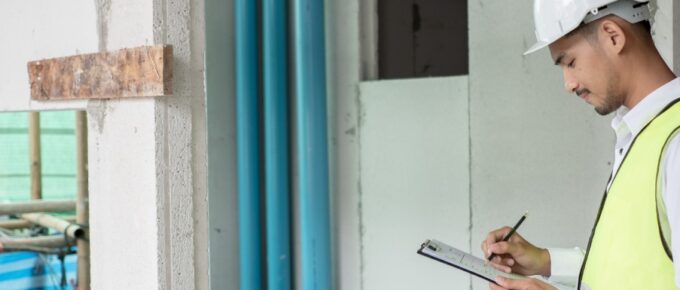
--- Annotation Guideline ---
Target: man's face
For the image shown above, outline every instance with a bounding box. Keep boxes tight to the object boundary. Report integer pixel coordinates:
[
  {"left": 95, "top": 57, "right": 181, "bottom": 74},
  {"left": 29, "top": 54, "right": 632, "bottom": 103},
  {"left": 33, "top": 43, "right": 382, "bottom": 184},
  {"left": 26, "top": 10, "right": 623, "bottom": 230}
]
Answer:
[{"left": 548, "top": 30, "right": 624, "bottom": 115}]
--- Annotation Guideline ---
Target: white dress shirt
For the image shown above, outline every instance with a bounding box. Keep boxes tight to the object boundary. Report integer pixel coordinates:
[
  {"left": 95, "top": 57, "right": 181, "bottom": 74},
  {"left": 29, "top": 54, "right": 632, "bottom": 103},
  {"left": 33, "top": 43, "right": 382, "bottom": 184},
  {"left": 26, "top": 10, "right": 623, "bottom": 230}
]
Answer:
[{"left": 547, "top": 77, "right": 680, "bottom": 289}]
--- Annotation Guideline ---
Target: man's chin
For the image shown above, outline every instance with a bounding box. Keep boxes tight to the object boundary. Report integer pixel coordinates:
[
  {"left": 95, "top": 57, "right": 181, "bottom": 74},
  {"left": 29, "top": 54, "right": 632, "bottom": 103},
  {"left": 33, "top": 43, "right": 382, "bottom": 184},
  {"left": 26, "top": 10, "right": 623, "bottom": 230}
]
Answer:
[
  {"left": 594, "top": 105, "right": 616, "bottom": 116},
  {"left": 595, "top": 108, "right": 610, "bottom": 116}
]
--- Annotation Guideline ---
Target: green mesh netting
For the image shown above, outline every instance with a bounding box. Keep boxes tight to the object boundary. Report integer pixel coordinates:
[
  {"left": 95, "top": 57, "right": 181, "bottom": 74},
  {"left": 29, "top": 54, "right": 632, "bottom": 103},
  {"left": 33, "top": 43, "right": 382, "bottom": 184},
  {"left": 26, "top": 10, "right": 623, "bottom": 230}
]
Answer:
[{"left": 0, "top": 112, "right": 76, "bottom": 202}]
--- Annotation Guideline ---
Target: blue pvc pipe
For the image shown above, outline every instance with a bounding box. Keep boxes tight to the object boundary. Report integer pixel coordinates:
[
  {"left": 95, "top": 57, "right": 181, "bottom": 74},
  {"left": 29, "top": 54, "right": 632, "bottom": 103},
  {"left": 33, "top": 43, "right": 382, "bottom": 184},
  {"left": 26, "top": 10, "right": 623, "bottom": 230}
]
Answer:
[
  {"left": 263, "top": 0, "right": 292, "bottom": 289},
  {"left": 236, "top": 0, "right": 262, "bottom": 289},
  {"left": 293, "top": 0, "right": 332, "bottom": 289}
]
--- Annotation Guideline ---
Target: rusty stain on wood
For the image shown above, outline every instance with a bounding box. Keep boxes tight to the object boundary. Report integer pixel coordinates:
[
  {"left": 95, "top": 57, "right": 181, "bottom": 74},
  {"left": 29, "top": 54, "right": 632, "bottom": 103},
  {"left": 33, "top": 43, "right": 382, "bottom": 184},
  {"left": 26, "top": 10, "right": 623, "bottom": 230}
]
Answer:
[{"left": 27, "top": 45, "right": 173, "bottom": 100}]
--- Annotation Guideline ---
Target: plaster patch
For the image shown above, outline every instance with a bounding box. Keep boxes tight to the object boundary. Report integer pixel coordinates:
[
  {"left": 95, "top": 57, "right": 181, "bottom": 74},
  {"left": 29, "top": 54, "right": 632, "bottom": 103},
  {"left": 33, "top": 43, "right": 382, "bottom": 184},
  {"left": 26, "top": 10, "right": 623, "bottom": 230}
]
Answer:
[
  {"left": 95, "top": 0, "right": 111, "bottom": 51},
  {"left": 87, "top": 100, "right": 105, "bottom": 134}
]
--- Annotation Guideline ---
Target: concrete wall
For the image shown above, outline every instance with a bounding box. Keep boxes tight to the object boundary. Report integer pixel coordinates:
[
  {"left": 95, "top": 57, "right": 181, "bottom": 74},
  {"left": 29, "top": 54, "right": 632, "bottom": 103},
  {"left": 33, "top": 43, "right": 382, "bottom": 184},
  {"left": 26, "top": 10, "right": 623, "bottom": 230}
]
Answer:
[
  {"left": 0, "top": 1, "right": 210, "bottom": 289},
  {"left": 359, "top": 77, "right": 470, "bottom": 289},
  {"left": 654, "top": 0, "right": 680, "bottom": 73},
  {"left": 0, "top": 0, "right": 94, "bottom": 112},
  {"left": 654, "top": 0, "right": 675, "bottom": 68}
]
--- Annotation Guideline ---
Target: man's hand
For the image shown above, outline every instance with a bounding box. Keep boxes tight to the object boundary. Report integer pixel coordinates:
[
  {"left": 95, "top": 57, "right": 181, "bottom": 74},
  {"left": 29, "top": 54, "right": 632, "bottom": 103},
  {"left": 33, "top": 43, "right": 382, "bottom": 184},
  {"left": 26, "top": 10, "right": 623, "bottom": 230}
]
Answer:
[
  {"left": 490, "top": 276, "right": 557, "bottom": 290},
  {"left": 481, "top": 227, "right": 551, "bottom": 276}
]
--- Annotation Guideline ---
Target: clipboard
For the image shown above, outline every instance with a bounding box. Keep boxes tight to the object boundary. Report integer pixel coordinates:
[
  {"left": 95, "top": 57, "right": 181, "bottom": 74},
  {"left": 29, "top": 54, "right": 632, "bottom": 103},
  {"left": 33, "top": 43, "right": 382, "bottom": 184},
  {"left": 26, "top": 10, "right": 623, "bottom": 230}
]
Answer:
[{"left": 417, "top": 239, "right": 569, "bottom": 289}]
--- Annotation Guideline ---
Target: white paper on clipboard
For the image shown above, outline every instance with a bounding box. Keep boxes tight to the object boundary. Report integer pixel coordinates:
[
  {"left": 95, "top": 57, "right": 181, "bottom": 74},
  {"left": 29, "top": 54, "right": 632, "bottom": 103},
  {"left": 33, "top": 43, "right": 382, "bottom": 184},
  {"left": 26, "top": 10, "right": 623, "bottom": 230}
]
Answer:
[{"left": 417, "top": 239, "right": 571, "bottom": 289}]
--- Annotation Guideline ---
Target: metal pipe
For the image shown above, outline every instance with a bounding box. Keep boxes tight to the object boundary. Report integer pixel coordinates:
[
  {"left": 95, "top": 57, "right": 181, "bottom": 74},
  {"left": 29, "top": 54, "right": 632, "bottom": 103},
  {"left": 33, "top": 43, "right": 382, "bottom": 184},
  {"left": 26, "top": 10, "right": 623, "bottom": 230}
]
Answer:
[
  {"left": 28, "top": 112, "right": 42, "bottom": 200},
  {"left": 293, "top": 0, "right": 332, "bottom": 288},
  {"left": 20, "top": 213, "right": 84, "bottom": 240},
  {"left": 264, "top": 0, "right": 292, "bottom": 289},
  {"left": 236, "top": 0, "right": 263, "bottom": 288},
  {"left": 0, "top": 200, "right": 75, "bottom": 215},
  {"left": 0, "top": 236, "right": 69, "bottom": 251},
  {"left": 76, "top": 110, "right": 90, "bottom": 289},
  {"left": 0, "top": 216, "right": 75, "bottom": 230}
]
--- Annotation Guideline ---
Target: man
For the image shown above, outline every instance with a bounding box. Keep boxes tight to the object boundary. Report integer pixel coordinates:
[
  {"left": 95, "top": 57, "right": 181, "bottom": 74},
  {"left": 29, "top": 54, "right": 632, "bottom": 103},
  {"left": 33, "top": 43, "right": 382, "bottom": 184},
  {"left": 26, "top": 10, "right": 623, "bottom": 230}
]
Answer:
[{"left": 481, "top": 0, "right": 680, "bottom": 289}]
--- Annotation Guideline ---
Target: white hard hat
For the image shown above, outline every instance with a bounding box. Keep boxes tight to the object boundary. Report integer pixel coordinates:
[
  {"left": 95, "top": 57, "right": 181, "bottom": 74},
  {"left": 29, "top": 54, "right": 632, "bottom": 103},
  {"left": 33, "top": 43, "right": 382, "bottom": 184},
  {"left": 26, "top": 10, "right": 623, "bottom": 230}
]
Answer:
[{"left": 525, "top": 0, "right": 651, "bottom": 55}]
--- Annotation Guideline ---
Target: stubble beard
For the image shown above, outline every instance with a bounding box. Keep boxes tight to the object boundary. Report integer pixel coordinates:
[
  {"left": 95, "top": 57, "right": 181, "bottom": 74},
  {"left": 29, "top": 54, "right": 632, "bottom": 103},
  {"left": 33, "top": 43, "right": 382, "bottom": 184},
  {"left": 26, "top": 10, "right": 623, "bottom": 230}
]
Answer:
[{"left": 594, "top": 71, "right": 624, "bottom": 116}]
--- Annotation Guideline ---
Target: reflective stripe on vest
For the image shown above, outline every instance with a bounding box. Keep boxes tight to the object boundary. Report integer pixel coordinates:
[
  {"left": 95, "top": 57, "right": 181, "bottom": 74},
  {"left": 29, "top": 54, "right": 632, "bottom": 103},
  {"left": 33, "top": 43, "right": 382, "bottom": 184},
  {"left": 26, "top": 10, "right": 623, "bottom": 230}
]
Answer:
[{"left": 579, "top": 99, "right": 680, "bottom": 290}]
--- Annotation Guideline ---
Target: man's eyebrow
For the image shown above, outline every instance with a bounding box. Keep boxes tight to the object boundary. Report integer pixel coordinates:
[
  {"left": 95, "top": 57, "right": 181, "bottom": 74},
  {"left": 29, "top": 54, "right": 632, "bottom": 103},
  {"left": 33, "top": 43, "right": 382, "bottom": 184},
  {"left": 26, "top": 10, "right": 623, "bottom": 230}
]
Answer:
[{"left": 554, "top": 53, "right": 566, "bottom": 66}]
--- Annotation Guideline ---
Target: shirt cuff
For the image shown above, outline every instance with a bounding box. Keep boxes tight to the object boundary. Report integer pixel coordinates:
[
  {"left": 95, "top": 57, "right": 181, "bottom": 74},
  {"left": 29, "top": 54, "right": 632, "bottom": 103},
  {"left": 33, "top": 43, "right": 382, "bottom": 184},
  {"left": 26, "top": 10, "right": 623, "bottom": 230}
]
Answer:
[{"left": 545, "top": 247, "right": 585, "bottom": 287}]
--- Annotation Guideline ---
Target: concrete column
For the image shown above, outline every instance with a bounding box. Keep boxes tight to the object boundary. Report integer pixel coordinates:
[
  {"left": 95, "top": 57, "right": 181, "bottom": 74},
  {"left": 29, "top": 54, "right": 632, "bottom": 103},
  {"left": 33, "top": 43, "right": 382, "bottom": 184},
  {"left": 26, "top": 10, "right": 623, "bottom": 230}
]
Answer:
[
  {"left": 89, "top": 0, "right": 207, "bottom": 289},
  {"left": 327, "top": 0, "right": 363, "bottom": 289},
  {"left": 205, "top": 0, "right": 238, "bottom": 288}
]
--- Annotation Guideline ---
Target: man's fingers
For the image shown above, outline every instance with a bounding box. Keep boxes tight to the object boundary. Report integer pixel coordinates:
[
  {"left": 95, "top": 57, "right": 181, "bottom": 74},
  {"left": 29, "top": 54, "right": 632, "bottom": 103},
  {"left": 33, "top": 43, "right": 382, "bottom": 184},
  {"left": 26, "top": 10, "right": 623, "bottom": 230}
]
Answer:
[
  {"left": 488, "top": 262, "right": 512, "bottom": 273},
  {"left": 484, "top": 227, "right": 512, "bottom": 255},
  {"left": 496, "top": 277, "right": 548, "bottom": 290},
  {"left": 491, "top": 256, "right": 502, "bottom": 264},
  {"left": 483, "top": 238, "right": 494, "bottom": 256},
  {"left": 489, "top": 227, "right": 512, "bottom": 241},
  {"left": 489, "top": 282, "right": 508, "bottom": 290},
  {"left": 495, "top": 276, "right": 522, "bottom": 289},
  {"left": 489, "top": 241, "right": 519, "bottom": 256}
]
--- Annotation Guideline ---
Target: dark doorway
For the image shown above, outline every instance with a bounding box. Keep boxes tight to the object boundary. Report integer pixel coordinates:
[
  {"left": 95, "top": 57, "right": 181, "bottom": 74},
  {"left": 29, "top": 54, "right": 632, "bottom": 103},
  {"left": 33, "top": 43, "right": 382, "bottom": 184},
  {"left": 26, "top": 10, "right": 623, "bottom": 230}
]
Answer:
[{"left": 378, "top": 0, "right": 468, "bottom": 79}]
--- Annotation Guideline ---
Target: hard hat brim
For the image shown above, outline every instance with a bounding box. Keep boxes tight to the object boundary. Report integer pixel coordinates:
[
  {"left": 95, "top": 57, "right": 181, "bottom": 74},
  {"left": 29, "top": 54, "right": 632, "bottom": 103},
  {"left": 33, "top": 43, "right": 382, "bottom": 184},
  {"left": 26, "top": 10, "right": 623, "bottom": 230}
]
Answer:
[{"left": 524, "top": 40, "right": 550, "bottom": 56}]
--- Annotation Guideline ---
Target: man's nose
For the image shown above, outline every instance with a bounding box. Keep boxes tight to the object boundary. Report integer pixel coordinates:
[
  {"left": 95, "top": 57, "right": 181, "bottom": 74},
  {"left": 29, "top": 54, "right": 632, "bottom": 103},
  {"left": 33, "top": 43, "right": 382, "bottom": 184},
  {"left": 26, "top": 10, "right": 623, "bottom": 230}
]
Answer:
[{"left": 563, "top": 71, "right": 578, "bottom": 93}]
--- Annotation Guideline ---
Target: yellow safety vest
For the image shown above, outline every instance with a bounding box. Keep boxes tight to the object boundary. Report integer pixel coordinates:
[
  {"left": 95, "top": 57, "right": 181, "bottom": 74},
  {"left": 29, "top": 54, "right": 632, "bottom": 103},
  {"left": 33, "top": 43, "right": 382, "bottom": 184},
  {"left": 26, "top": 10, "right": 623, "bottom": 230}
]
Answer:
[{"left": 579, "top": 99, "right": 680, "bottom": 290}]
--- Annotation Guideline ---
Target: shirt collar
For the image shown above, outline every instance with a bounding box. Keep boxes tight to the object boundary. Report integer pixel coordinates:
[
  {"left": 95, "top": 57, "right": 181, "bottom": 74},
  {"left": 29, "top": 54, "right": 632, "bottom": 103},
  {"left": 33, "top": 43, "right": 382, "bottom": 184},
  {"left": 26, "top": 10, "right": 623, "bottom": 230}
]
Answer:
[{"left": 611, "top": 77, "right": 680, "bottom": 138}]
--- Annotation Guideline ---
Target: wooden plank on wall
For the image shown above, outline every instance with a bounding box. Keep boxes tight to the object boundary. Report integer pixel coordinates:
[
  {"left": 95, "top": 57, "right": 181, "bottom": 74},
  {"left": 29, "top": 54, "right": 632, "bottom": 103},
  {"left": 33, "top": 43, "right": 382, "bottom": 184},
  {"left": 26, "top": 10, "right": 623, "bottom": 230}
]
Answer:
[{"left": 27, "top": 45, "right": 173, "bottom": 100}]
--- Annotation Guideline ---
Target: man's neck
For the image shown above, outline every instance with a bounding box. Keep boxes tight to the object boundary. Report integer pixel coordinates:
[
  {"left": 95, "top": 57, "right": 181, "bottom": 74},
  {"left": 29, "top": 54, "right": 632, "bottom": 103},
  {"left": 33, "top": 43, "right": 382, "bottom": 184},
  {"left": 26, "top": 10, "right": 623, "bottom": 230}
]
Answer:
[{"left": 622, "top": 50, "right": 676, "bottom": 110}]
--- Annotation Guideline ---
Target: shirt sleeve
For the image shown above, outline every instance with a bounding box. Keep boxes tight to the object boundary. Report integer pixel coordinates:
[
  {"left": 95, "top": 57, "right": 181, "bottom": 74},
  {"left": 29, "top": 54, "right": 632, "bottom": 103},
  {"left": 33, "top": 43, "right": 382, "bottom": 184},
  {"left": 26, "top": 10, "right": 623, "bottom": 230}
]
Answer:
[
  {"left": 661, "top": 133, "right": 680, "bottom": 288},
  {"left": 545, "top": 247, "right": 585, "bottom": 288}
]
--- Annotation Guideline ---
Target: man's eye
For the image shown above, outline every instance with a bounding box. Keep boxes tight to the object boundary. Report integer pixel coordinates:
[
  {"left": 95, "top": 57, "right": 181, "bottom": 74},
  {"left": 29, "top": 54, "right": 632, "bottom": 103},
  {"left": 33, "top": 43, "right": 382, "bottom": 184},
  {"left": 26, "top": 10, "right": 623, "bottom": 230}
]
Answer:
[{"left": 568, "top": 60, "right": 575, "bottom": 68}]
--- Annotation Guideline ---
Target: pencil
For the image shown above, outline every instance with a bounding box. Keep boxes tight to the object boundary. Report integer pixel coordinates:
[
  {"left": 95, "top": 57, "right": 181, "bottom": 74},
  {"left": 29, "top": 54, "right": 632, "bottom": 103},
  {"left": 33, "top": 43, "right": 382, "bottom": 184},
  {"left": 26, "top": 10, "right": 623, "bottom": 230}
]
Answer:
[{"left": 486, "top": 212, "right": 528, "bottom": 264}]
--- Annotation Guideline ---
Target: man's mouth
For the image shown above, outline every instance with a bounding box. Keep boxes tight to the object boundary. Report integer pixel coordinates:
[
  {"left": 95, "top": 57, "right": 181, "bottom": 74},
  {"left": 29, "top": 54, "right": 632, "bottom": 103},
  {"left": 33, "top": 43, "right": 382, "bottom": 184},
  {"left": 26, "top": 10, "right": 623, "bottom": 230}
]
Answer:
[{"left": 576, "top": 89, "right": 591, "bottom": 100}]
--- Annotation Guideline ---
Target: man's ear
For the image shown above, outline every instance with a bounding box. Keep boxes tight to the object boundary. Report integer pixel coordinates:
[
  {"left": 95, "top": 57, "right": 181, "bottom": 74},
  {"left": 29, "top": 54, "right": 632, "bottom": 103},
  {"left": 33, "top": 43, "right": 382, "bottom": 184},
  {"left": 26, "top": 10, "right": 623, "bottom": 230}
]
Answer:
[{"left": 599, "top": 20, "right": 626, "bottom": 54}]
